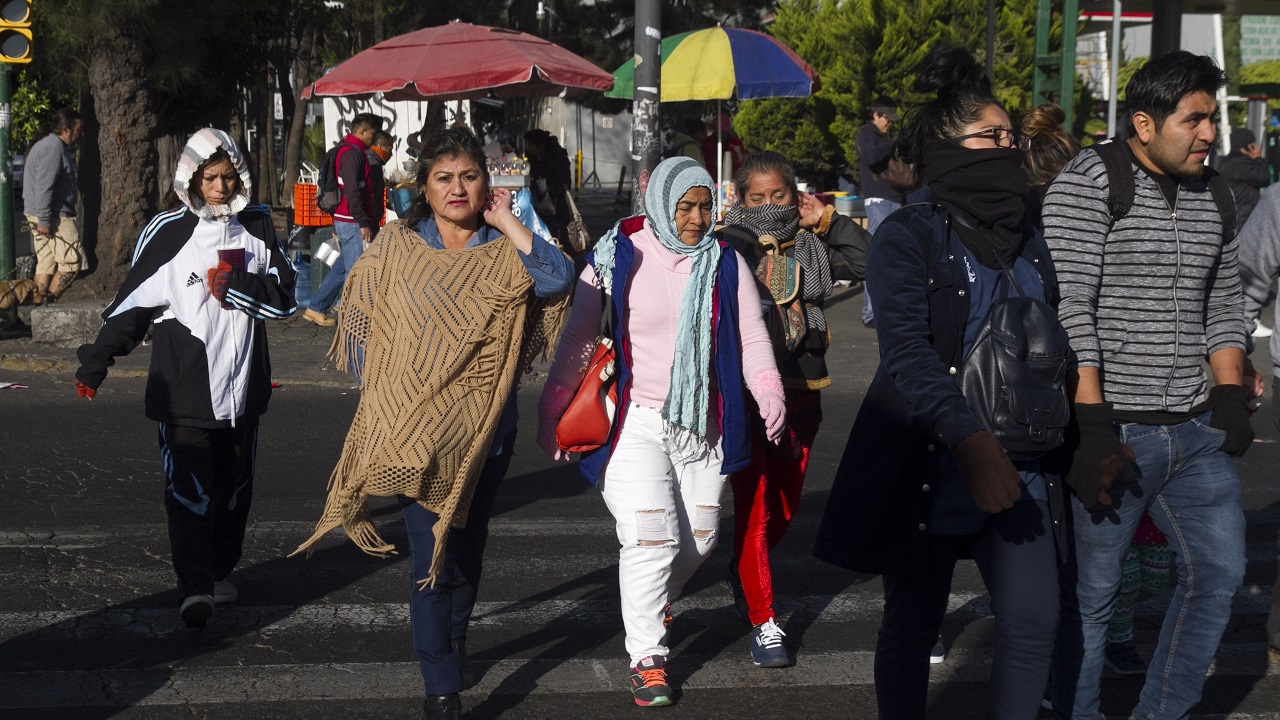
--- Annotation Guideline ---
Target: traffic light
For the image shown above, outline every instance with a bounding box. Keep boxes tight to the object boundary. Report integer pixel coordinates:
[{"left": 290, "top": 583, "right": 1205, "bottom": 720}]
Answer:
[{"left": 0, "top": 0, "right": 31, "bottom": 65}]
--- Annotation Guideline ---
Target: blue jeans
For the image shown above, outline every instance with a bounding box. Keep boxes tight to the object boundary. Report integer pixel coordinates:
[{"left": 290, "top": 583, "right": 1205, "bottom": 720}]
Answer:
[
  {"left": 862, "top": 199, "right": 901, "bottom": 325},
  {"left": 309, "top": 221, "right": 364, "bottom": 314},
  {"left": 402, "top": 432, "right": 514, "bottom": 696},
  {"left": 876, "top": 499, "right": 1059, "bottom": 720},
  {"left": 1053, "top": 412, "right": 1246, "bottom": 720}
]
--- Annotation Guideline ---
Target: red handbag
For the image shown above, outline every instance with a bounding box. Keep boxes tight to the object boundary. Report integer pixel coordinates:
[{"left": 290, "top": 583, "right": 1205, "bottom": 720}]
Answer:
[{"left": 556, "top": 291, "right": 620, "bottom": 452}]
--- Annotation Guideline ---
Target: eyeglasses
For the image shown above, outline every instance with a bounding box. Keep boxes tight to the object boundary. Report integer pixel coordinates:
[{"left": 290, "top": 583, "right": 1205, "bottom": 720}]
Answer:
[{"left": 949, "top": 127, "right": 1028, "bottom": 150}]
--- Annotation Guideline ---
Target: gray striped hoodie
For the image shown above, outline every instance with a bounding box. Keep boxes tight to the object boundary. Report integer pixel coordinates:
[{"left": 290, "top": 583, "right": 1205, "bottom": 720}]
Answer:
[{"left": 1042, "top": 146, "right": 1246, "bottom": 414}]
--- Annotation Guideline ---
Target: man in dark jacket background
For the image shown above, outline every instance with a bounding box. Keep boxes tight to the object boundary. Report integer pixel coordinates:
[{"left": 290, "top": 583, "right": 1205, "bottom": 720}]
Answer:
[
  {"left": 855, "top": 97, "right": 902, "bottom": 328},
  {"left": 305, "top": 112, "right": 383, "bottom": 326},
  {"left": 1219, "top": 127, "right": 1270, "bottom": 227}
]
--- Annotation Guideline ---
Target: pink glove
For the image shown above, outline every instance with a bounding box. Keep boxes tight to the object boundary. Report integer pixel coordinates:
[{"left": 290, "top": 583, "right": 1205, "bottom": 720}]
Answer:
[
  {"left": 747, "top": 368, "right": 787, "bottom": 443},
  {"left": 537, "top": 380, "right": 577, "bottom": 461},
  {"left": 757, "top": 392, "right": 786, "bottom": 443}
]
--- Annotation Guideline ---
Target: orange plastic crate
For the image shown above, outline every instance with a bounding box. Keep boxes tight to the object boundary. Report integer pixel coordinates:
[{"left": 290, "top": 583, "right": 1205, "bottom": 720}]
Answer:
[
  {"left": 293, "top": 183, "right": 390, "bottom": 227},
  {"left": 293, "top": 183, "right": 333, "bottom": 227}
]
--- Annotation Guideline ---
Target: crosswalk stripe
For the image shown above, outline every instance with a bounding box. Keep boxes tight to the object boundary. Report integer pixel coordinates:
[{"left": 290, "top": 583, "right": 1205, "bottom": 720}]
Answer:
[
  {"left": 2, "top": 645, "right": 1275, "bottom": 709},
  {"left": 2, "top": 588, "right": 1272, "bottom": 640}
]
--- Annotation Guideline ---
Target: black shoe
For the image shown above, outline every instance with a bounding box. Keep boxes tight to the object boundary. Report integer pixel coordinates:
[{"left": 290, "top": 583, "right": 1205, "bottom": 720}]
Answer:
[
  {"left": 863, "top": 319, "right": 876, "bottom": 329},
  {"left": 453, "top": 637, "right": 477, "bottom": 691},
  {"left": 424, "top": 693, "right": 461, "bottom": 720}
]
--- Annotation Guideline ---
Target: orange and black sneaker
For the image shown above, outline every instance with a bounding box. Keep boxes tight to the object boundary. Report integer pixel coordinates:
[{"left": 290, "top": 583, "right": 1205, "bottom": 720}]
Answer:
[{"left": 628, "top": 655, "right": 673, "bottom": 707}]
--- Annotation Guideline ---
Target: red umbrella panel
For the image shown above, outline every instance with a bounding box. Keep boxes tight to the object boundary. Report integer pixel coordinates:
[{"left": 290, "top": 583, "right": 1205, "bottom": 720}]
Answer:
[{"left": 303, "top": 22, "right": 614, "bottom": 101}]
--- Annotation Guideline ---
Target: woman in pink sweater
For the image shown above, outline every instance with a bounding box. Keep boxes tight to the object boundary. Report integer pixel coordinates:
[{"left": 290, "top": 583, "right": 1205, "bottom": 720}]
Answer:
[{"left": 538, "top": 157, "right": 785, "bottom": 707}]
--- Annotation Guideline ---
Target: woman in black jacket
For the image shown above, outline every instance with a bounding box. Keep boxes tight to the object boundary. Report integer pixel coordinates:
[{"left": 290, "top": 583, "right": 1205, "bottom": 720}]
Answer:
[{"left": 812, "top": 45, "right": 1064, "bottom": 719}]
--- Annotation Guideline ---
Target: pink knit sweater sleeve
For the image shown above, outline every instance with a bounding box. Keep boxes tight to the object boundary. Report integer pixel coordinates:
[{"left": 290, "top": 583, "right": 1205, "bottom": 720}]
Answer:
[{"left": 733, "top": 251, "right": 784, "bottom": 400}]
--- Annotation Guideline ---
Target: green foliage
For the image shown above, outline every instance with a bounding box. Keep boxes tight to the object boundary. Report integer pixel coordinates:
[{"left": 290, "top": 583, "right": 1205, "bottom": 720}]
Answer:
[
  {"left": 10, "top": 70, "right": 74, "bottom": 149},
  {"left": 735, "top": 0, "right": 1042, "bottom": 183}
]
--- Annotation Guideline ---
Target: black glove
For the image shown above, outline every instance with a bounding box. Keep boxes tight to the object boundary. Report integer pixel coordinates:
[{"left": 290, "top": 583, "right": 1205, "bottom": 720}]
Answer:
[
  {"left": 1209, "top": 384, "right": 1254, "bottom": 457},
  {"left": 1064, "top": 402, "right": 1136, "bottom": 510},
  {"left": 953, "top": 430, "right": 1023, "bottom": 514}
]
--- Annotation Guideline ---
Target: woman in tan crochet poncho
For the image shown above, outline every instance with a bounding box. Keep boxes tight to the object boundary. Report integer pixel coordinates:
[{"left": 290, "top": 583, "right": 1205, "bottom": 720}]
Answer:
[{"left": 294, "top": 127, "right": 573, "bottom": 720}]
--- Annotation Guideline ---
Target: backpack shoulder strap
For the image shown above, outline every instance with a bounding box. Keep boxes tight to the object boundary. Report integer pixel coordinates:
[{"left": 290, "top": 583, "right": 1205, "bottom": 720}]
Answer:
[
  {"left": 1089, "top": 140, "right": 1135, "bottom": 224},
  {"left": 1203, "top": 168, "right": 1238, "bottom": 240}
]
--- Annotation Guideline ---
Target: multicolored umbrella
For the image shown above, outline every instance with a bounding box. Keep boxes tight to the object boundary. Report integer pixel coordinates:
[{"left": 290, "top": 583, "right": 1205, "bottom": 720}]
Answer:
[
  {"left": 606, "top": 26, "right": 818, "bottom": 102},
  {"left": 304, "top": 21, "right": 614, "bottom": 102}
]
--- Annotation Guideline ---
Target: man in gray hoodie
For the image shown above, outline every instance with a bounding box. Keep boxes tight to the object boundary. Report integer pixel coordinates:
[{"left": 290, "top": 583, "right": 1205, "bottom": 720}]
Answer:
[
  {"left": 22, "top": 107, "right": 82, "bottom": 301},
  {"left": 1236, "top": 182, "right": 1280, "bottom": 668}
]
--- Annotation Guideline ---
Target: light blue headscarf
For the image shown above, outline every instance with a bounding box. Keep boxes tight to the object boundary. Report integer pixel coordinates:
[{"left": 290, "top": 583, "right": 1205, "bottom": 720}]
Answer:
[{"left": 593, "top": 157, "right": 722, "bottom": 449}]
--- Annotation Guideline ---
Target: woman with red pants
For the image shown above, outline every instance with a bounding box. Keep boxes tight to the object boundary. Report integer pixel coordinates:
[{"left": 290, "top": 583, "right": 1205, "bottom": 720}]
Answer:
[{"left": 719, "top": 151, "right": 869, "bottom": 667}]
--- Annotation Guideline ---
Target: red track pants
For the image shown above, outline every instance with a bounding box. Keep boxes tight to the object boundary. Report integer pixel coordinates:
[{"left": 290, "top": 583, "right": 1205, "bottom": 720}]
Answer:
[{"left": 729, "top": 438, "right": 812, "bottom": 626}]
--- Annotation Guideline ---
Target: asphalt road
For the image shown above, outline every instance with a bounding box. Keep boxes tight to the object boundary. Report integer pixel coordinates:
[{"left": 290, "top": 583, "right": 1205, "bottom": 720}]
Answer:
[{"left": 1, "top": 227, "right": 1278, "bottom": 718}]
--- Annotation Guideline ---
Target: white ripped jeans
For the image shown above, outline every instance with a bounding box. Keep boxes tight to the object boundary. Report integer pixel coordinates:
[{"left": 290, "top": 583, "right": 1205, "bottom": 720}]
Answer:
[{"left": 599, "top": 402, "right": 726, "bottom": 665}]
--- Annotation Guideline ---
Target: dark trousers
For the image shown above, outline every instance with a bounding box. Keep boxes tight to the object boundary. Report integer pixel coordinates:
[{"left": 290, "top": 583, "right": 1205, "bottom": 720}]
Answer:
[
  {"left": 403, "top": 433, "right": 513, "bottom": 696},
  {"left": 158, "top": 418, "right": 258, "bottom": 600},
  {"left": 876, "top": 499, "right": 1059, "bottom": 720}
]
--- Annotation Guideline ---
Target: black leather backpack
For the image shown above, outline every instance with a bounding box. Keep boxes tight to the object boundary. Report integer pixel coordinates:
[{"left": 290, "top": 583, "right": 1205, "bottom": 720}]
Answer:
[{"left": 954, "top": 217, "right": 1070, "bottom": 461}]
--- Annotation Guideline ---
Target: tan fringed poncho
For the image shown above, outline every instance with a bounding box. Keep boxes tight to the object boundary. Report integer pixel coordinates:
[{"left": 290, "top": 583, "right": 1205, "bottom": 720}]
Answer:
[{"left": 291, "top": 220, "right": 567, "bottom": 585}]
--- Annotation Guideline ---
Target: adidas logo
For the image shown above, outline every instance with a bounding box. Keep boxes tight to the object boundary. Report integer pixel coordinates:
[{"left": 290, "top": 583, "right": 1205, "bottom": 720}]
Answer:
[{"left": 186, "top": 272, "right": 202, "bottom": 287}]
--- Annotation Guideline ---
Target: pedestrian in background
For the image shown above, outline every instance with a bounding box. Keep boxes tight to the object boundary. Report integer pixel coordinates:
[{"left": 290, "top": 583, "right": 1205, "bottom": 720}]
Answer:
[
  {"left": 669, "top": 118, "right": 708, "bottom": 168},
  {"left": 1020, "top": 102, "right": 1081, "bottom": 227},
  {"left": 719, "top": 150, "right": 868, "bottom": 668},
  {"left": 703, "top": 114, "right": 746, "bottom": 180},
  {"left": 814, "top": 44, "right": 1063, "bottom": 720},
  {"left": 22, "top": 107, "right": 84, "bottom": 302},
  {"left": 537, "top": 156, "right": 785, "bottom": 707},
  {"left": 304, "top": 112, "right": 384, "bottom": 327},
  {"left": 74, "top": 128, "right": 297, "bottom": 629},
  {"left": 293, "top": 127, "right": 572, "bottom": 720},
  {"left": 1233, "top": 180, "right": 1280, "bottom": 669},
  {"left": 366, "top": 129, "right": 395, "bottom": 227},
  {"left": 856, "top": 96, "right": 904, "bottom": 329},
  {"left": 1045, "top": 51, "right": 1252, "bottom": 720},
  {"left": 525, "top": 128, "right": 574, "bottom": 249},
  {"left": 1219, "top": 127, "right": 1270, "bottom": 227}
]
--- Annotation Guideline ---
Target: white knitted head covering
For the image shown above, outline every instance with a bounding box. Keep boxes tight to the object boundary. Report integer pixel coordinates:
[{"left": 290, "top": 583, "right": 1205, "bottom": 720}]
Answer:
[{"left": 172, "top": 128, "right": 252, "bottom": 222}]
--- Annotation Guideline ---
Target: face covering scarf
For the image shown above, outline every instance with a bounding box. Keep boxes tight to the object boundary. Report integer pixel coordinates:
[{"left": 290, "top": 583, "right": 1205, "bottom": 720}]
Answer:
[{"left": 922, "top": 140, "right": 1028, "bottom": 269}]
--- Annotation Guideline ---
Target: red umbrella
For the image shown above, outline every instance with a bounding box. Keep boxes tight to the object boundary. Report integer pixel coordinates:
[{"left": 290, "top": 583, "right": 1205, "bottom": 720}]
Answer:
[{"left": 303, "top": 21, "right": 614, "bottom": 101}]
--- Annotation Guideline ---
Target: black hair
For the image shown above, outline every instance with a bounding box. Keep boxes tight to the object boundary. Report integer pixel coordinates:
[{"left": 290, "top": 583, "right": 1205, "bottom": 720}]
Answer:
[
  {"left": 1125, "top": 51, "right": 1227, "bottom": 135},
  {"left": 50, "top": 107, "right": 81, "bottom": 135},
  {"left": 403, "top": 126, "right": 488, "bottom": 227},
  {"left": 868, "top": 96, "right": 895, "bottom": 120},
  {"left": 351, "top": 113, "right": 384, "bottom": 134},
  {"left": 685, "top": 118, "right": 707, "bottom": 136},
  {"left": 735, "top": 151, "right": 797, "bottom": 199},
  {"left": 371, "top": 129, "right": 394, "bottom": 148},
  {"left": 896, "top": 44, "right": 1001, "bottom": 165}
]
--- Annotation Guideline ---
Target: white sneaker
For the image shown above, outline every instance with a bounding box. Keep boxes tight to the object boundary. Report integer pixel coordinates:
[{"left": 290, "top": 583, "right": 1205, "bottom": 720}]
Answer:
[
  {"left": 180, "top": 594, "right": 214, "bottom": 628},
  {"left": 929, "top": 635, "right": 946, "bottom": 664},
  {"left": 1253, "top": 322, "right": 1273, "bottom": 338},
  {"left": 213, "top": 579, "right": 238, "bottom": 603}
]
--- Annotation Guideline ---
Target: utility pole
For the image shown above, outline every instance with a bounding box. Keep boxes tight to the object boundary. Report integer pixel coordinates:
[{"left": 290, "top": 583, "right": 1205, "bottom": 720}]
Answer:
[
  {"left": 0, "top": 64, "right": 12, "bottom": 281},
  {"left": 0, "top": 0, "right": 33, "bottom": 281},
  {"left": 632, "top": 0, "right": 660, "bottom": 215}
]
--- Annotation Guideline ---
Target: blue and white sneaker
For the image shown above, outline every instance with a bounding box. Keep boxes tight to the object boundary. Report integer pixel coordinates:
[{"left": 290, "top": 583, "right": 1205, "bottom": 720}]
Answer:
[{"left": 749, "top": 618, "right": 790, "bottom": 668}]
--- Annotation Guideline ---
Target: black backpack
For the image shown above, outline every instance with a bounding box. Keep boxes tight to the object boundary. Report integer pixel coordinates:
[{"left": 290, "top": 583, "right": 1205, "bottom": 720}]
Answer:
[
  {"left": 953, "top": 215, "right": 1071, "bottom": 461},
  {"left": 316, "top": 141, "right": 361, "bottom": 214},
  {"left": 1089, "top": 139, "right": 1237, "bottom": 237}
]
